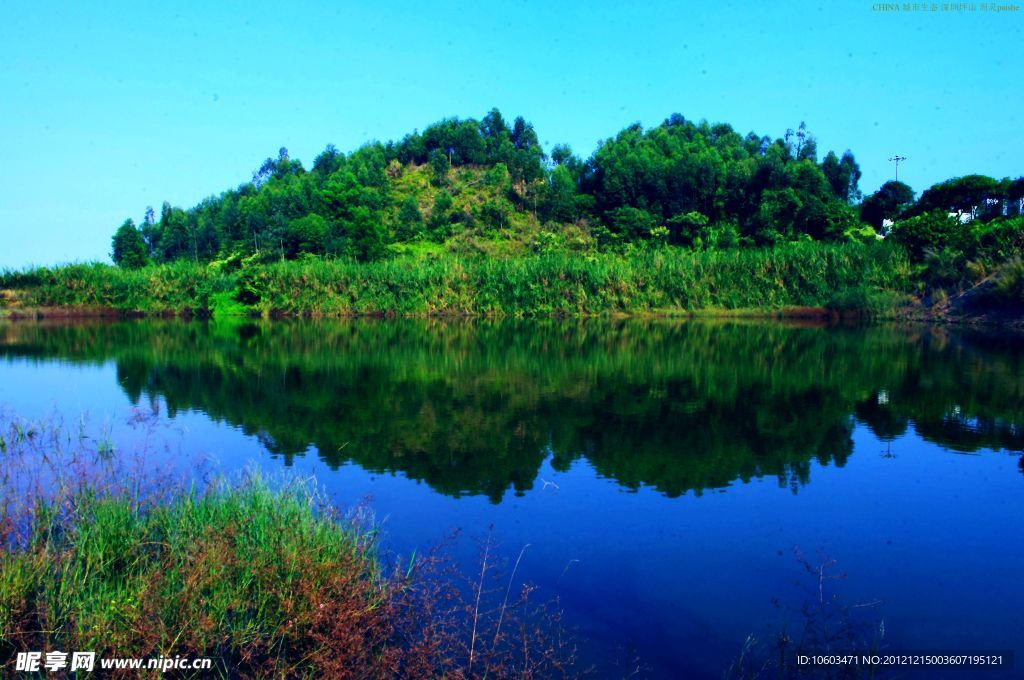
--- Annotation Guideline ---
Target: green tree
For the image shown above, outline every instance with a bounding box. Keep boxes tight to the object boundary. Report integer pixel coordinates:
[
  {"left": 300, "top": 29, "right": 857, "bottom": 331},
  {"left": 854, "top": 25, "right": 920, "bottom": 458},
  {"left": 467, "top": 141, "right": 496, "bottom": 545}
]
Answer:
[
  {"left": 666, "top": 211, "right": 709, "bottom": 245},
  {"left": 484, "top": 163, "right": 512, "bottom": 191},
  {"left": 545, "top": 165, "right": 578, "bottom": 223},
  {"left": 429, "top": 149, "right": 450, "bottom": 185},
  {"left": 312, "top": 144, "right": 344, "bottom": 175},
  {"left": 428, "top": 190, "right": 454, "bottom": 240},
  {"left": 822, "top": 150, "right": 862, "bottom": 203},
  {"left": 111, "top": 219, "right": 149, "bottom": 269},
  {"left": 607, "top": 206, "right": 658, "bottom": 240},
  {"left": 348, "top": 207, "right": 387, "bottom": 262},
  {"left": 508, "top": 116, "right": 545, "bottom": 185},
  {"left": 396, "top": 197, "right": 424, "bottom": 240},
  {"left": 158, "top": 202, "right": 192, "bottom": 261},
  {"left": 480, "top": 108, "right": 510, "bottom": 162},
  {"left": 550, "top": 144, "right": 583, "bottom": 180},
  {"left": 285, "top": 214, "right": 329, "bottom": 256},
  {"left": 756, "top": 188, "right": 803, "bottom": 242},
  {"left": 860, "top": 181, "right": 915, "bottom": 230},
  {"left": 890, "top": 211, "right": 962, "bottom": 260},
  {"left": 140, "top": 206, "right": 161, "bottom": 258},
  {"left": 479, "top": 199, "right": 511, "bottom": 231},
  {"left": 913, "top": 175, "right": 1002, "bottom": 220}
]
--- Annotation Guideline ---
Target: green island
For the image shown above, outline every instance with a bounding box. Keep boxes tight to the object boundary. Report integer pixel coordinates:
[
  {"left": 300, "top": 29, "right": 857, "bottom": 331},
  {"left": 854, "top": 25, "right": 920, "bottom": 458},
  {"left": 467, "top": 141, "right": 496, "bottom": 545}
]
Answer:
[{"left": 2, "top": 110, "right": 1021, "bottom": 322}]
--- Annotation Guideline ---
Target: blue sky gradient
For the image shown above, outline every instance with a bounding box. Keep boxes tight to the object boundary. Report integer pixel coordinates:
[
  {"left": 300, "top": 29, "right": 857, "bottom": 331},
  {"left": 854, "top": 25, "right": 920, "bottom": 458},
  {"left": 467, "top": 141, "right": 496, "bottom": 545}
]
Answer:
[{"left": 2, "top": 0, "right": 1021, "bottom": 267}]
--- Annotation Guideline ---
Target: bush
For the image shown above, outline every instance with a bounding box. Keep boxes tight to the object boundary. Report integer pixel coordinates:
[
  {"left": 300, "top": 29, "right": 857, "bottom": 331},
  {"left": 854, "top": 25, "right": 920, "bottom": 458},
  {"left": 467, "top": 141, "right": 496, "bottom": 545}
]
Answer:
[{"left": 890, "top": 211, "right": 961, "bottom": 261}]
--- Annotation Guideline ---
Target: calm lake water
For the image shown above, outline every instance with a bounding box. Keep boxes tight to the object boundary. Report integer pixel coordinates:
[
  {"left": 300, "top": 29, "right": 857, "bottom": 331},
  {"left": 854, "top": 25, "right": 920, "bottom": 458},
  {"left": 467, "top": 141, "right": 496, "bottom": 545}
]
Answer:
[{"left": 1, "top": 319, "right": 1022, "bottom": 678}]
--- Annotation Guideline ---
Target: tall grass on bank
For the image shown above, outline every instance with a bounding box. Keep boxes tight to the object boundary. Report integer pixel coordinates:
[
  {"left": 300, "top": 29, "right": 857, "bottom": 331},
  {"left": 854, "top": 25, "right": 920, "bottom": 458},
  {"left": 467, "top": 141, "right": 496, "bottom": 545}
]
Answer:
[
  {"left": 0, "top": 259, "right": 237, "bottom": 316},
  {"left": 0, "top": 414, "right": 578, "bottom": 678},
  {"left": 1, "top": 241, "right": 912, "bottom": 317}
]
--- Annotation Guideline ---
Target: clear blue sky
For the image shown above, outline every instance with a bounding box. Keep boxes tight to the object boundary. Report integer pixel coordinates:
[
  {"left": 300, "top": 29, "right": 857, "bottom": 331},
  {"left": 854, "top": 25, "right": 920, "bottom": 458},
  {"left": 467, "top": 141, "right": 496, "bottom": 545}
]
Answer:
[{"left": 1, "top": 0, "right": 1021, "bottom": 268}]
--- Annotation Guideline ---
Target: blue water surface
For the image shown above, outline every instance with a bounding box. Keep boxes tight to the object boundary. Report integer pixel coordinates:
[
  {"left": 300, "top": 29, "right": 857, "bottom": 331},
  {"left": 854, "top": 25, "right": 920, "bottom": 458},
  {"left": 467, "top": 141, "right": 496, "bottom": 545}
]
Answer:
[{"left": 1, "top": 319, "right": 1020, "bottom": 678}]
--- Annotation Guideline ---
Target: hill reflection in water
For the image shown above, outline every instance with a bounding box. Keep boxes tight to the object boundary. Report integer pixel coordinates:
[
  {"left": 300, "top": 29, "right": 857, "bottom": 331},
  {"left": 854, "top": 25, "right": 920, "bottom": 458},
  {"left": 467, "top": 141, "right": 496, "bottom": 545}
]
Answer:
[{"left": 2, "top": 318, "right": 1022, "bottom": 501}]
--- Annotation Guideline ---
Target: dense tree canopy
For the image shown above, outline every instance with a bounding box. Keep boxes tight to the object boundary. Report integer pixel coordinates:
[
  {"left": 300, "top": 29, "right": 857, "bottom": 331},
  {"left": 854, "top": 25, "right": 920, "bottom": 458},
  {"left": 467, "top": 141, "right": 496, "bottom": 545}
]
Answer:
[{"left": 110, "top": 109, "right": 1021, "bottom": 267}]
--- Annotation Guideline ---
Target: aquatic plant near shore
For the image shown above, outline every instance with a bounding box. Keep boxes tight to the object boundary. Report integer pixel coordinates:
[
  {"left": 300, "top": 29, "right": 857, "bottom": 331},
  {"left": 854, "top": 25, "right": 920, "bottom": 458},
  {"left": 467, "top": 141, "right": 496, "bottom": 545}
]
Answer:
[{"left": 0, "top": 413, "right": 579, "bottom": 678}]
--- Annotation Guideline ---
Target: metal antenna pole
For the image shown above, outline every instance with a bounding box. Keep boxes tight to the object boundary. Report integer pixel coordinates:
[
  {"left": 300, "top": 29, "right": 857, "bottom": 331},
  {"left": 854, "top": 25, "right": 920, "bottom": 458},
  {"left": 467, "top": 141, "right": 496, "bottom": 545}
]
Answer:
[{"left": 888, "top": 155, "right": 907, "bottom": 182}]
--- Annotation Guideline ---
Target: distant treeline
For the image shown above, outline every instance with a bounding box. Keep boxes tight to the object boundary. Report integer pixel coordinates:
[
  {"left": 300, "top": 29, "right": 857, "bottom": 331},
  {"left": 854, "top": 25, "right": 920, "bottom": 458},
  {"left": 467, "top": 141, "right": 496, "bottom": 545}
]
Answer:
[{"left": 105, "top": 108, "right": 1024, "bottom": 270}]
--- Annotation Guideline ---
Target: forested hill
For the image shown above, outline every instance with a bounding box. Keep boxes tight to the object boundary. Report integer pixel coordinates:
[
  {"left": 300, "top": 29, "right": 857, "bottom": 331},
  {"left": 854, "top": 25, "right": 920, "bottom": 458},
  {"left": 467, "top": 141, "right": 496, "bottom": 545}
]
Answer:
[
  {"left": 109, "top": 108, "right": 1023, "bottom": 270},
  {"left": 109, "top": 110, "right": 866, "bottom": 267}
]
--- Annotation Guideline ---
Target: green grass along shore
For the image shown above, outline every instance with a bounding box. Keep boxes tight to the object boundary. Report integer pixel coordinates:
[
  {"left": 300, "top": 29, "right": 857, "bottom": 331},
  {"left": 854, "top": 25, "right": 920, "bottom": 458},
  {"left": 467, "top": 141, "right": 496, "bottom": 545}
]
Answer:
[{"left": 1, "top": 241, "right": 913, "bottom": 319}]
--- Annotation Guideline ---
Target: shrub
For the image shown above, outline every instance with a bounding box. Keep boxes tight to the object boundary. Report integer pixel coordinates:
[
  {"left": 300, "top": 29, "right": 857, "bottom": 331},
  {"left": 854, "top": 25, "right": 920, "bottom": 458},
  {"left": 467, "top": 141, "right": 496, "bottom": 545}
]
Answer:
[
  {"left": 826, "top": 286, "right": 909, "bottom": 316},
  {"left": 890, "top": 211, "right": 961, "bottom": 261}
]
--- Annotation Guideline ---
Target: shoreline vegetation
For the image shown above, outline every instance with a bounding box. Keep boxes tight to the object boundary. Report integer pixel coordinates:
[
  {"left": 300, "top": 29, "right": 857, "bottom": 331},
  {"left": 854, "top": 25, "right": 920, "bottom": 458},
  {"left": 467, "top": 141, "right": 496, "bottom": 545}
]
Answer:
[
  {"left": 0, "top": 415, "right": 578, "bottom": 678},
  {"left": 2, "top": 242, "right": 915, "bottom": 320},
  {"left": 1, "top": 241, "right": 1020, "bottom": 326}
]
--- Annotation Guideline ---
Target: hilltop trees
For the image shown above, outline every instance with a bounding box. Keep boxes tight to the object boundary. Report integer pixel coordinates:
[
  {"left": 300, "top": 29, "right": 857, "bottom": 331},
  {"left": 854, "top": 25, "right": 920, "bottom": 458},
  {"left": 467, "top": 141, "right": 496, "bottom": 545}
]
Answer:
[
  {"left": 882, "top": 172, "right": 1024, "bottom": 304},
  {"left": 111, "top": 108, "right": 1021, "bottom": 270},
  {"left": 910, "top": 175, "right": 1006, "bottom": 220},
  {"left": 108, "top": 109, "right": 544, "bottom": 266},
  {"left": 822, "top": 150, "right": 863, "bottom": 203},
  {"left": 879, "top": 174, "right": 1024, "bottom": 261},
  {"left": 580, "top": 117, "right": 860, "bottom": 244}
]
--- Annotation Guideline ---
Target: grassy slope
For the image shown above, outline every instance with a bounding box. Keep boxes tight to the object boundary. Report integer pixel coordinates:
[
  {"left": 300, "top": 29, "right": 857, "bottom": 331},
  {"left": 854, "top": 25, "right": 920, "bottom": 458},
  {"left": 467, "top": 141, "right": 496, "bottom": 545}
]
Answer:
[{"left": 386, "top": 163, "right": 594, "bottom": 258}]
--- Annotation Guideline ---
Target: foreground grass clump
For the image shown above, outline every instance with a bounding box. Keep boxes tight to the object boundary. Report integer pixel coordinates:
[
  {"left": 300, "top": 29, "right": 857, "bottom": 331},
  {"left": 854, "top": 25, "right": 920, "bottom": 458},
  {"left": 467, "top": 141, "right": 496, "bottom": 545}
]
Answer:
[
  {"left": 1, "top": 241, "right": 912, "bottom": 317},
  {"left": 2, "top": 477, "right": 417, "bottom": 676},
  {"left": 0, "top": 415, "right": 577, "bottom": 678}
]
